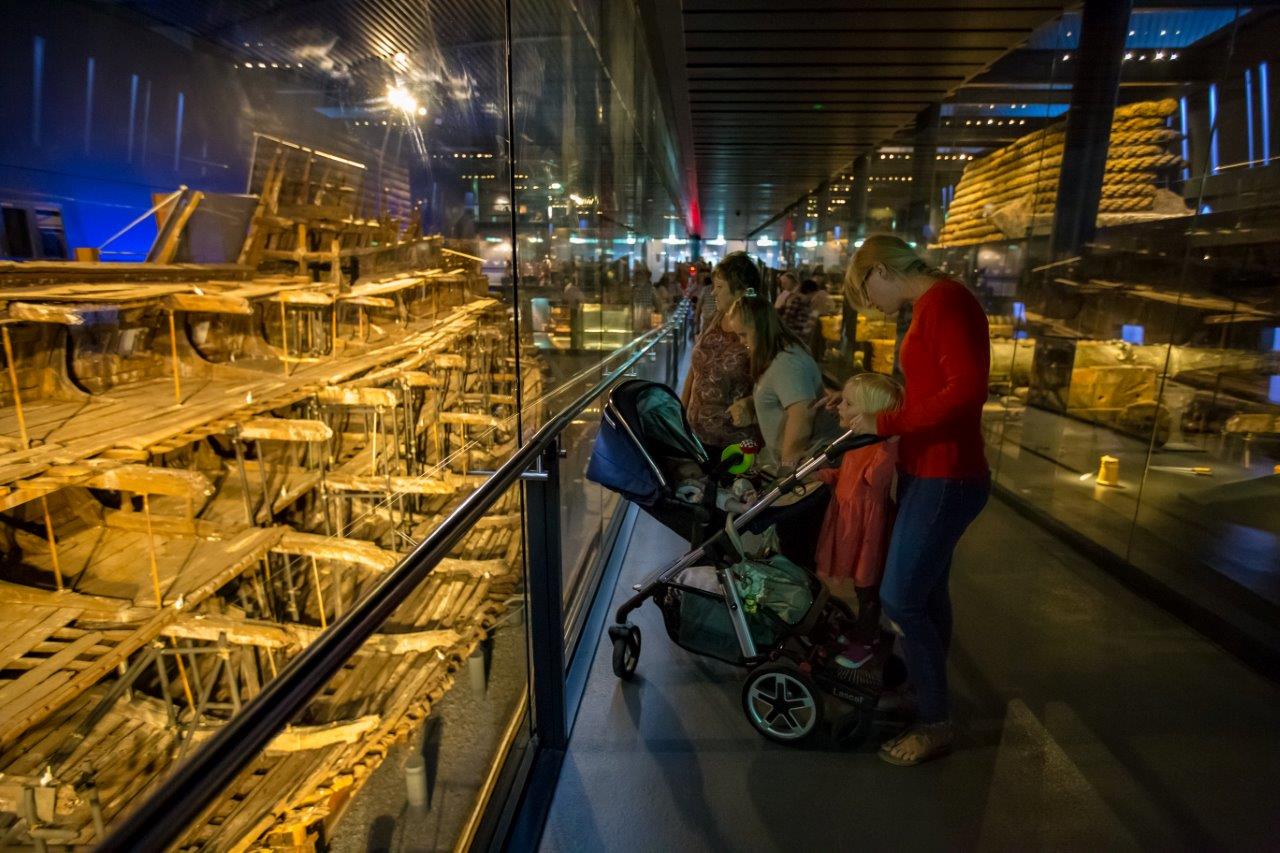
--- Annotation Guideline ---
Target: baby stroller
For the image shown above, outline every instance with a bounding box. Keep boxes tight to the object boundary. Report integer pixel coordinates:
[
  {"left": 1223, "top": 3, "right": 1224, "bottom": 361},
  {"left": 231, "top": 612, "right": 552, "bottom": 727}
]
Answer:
[{"left": 587, "top": 380, "right": 904, "bottom": 745}]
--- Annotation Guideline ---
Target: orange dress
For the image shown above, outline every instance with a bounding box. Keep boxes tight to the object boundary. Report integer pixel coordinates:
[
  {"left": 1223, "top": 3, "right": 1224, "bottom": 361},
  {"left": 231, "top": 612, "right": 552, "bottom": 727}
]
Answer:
[{"left": 813, "top": 442, "right": 897, "bottom": 588}]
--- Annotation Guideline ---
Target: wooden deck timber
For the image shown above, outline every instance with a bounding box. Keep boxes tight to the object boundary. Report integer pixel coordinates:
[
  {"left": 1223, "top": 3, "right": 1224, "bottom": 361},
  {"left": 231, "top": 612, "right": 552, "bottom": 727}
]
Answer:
[{"left": 0, "top": 259, "right": 541, "bottom": 850}]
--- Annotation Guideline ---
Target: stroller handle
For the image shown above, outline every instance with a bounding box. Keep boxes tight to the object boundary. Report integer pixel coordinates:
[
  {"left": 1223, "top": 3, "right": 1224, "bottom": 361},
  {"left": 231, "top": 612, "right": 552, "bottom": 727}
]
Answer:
[
  {"left": 624, "top": 429, "right": 886, "bottom": 606},
  {"left": 820, "top": 430, "right": 884, "bottom": 463}
]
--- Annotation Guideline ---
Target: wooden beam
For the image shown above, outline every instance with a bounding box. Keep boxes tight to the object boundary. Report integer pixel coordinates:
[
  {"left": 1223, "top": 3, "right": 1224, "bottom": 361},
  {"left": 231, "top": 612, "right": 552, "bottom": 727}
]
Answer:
[
  {"left": 274, "top": 530, "right": 400, "bottom": 571},
  {"left": 238, "top": 419, "right": 333, "bottom": 443},
  {"left": 164, "top": 292, "right": 254, "bottom": 315},
  {"left": 150, "top": 190, "right": 205, "bottom": 265},
  {"left": 163, "top": 614, "right": 297, "bottom": 649},
  {"left": 7, "top": 303, "right": 88, "bottom": 326},
  {"left": 264, "top": 716, "right": 380, "bottom": 753},
  {"left": 85, "top": 465, "right": 214, "bottom": 499},
  {"left": 315, "top": 386, "right": 398, "bottom": 408}
]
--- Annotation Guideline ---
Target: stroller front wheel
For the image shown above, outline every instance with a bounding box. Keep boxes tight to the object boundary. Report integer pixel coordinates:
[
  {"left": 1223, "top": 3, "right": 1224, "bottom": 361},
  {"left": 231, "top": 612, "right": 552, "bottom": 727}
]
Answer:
[
  {"left": 609, "top": 623, "right": 641, "bottom": 679},
  {"left": 742, "top": 661, "right": 822, "bottom": 744}
]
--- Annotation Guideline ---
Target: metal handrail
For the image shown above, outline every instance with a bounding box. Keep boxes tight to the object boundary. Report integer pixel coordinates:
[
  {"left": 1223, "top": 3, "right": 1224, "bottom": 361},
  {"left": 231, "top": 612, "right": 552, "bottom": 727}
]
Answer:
[{"left": 99, "top": 304, "right": 689, "bottom": 852}]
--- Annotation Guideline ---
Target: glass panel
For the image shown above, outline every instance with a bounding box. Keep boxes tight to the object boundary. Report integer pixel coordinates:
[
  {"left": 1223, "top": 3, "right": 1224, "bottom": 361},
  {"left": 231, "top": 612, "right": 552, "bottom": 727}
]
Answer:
[
  {"left": 0, "top": 0, "right": 539, "bottom": 848},
  {"left": 924, "top": 6, "right": 1279, "bottom": 650},
  {"left": 509, "top": 0, "right": 688, "bottom": 650}
]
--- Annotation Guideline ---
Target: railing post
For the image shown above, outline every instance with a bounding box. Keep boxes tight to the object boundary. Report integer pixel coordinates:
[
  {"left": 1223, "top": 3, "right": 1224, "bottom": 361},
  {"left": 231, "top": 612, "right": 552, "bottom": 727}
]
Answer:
[{"left": 523, "top": 437, "right": 567, "bottom": 751}]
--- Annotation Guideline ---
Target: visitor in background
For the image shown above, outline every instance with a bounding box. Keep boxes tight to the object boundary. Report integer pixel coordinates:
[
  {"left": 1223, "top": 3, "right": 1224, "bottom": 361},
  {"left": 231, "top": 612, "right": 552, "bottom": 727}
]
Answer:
[
  {"left": 779, "top": 278, "right": 815, "bottom": 341},
  {"left": 682, "top": 253, "right": 759, "bottom": 455},
  {"left": 774, "top": 271, "right": 799, "bottom": 310},
  {"left": 563, "top": 277, "right": 585, "bottom": 350},
  {"left": 836, "top": 234, "right": 990, "bottom": 767},
  {"left": 694, "top": 274, "right": 717, "bottom": 331},
  {"left": 652, "top": 275, "right": 672, "bottom": 317},
  {"left": 799, "top": 277, "right": 835, "bottom": 359}
]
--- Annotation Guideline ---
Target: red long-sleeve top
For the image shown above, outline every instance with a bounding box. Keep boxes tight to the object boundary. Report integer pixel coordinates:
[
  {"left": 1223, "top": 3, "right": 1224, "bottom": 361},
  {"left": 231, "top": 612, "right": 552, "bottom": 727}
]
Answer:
[{"left": 876, "top": 278, "right": 990, "bottom": 479}]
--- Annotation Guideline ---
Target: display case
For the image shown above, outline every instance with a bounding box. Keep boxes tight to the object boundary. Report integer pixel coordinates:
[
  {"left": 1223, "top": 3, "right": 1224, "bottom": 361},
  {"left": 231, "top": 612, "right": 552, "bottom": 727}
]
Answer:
[
  {"left": 792, "top": 5, "right": 1280, "bottom": 657},
  {"left": 0, "top": 0, "right": 685, "bottom": 848}
]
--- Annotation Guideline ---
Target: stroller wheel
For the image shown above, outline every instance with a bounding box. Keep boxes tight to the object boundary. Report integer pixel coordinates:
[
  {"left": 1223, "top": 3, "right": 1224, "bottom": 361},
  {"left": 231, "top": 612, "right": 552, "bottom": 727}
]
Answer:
[
  {"left": 741, "top": 662, "right": 822, "bottom": 744},
  {"left": 609, "top": 624, "right": 641, "bottom": 680}
]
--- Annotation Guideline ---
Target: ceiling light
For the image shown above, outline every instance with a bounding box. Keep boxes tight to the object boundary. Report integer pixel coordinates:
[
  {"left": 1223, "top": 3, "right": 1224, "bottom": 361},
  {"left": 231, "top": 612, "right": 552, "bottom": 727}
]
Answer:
[{"left": 386, "top": 85, "right": 418, "bottom": 114}]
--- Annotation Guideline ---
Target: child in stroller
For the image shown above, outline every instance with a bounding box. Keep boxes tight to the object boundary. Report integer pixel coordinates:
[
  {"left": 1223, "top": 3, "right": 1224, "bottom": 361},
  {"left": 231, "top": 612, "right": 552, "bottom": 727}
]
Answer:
[{"left": 587, "top": 379, "right": 905, "bottom": 745}]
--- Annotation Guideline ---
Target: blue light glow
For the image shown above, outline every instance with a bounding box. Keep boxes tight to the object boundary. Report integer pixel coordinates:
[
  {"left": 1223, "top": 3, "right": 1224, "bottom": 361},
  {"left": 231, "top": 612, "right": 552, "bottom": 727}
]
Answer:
[
  {"left": 1261, "top": 62, "right": 1271, "bottom": 165},
  {"left": 31, "top": 37, "right": 44, "bottom": 146},
  {"left": 127, "top": 75, "right": 138, "bottom": 163},
  {"left": 1268, "top": 327, "right": 1280, "bottom": 351},
  {"left": 1026, "top": 9, "right": 1246, "bottom": 50},
  {"left": 1122, "top": 324, "right": 1145, "bottom": 345},
  {"left": 1270, "top": 376, "right": 1280, "bottom": 405},
  {"left": 1209, "top": 84, "right": 1220, "bottom": 174},
  {"left": 84, "top": 57, "right": 95, "bottom": 155},
  {"left": 1015, "top": 330, "right": 1029, "bottom": 340},
  {"left": 173, "top": 92, "right": 184, "bottom": 171},
  {"left": 1012, "top": 301, "right": 1027, "bottom": 321},
  {"left": 1179, "top": 96, "right": 1190, "bottom": 180},
  {"left": 1246, "top": 69, "right": 1256, "bottom": 165}
]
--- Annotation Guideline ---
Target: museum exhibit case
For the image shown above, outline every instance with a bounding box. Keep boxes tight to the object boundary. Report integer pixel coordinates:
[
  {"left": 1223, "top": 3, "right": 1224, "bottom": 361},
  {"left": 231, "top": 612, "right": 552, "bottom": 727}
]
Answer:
[
  {"left": 792, "top": 4, "right": 1279, "bottom": 660},
  {"left": 0, "top": 0, "right": 686, "bottom": 848}
]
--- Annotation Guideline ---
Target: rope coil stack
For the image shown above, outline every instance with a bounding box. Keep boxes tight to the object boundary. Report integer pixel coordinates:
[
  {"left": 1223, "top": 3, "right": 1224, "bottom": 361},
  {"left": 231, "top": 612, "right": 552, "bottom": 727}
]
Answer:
[{"left": 935, "top": 100, "right": 1184, "bottom": 247}]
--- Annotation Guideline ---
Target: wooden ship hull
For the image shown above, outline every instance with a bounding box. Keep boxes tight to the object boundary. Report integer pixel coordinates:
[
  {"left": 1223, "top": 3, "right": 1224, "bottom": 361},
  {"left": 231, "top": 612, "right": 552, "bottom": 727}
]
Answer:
[{"left": 0, "top": 142, "right": 541, "bottom": 850}]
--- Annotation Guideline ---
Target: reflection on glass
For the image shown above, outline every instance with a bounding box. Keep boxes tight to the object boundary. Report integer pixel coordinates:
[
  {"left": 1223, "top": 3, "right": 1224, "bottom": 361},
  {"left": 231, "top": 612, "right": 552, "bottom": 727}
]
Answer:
[
  {"left": 0, "top": 0, "right": 640, "bottom": 847},
  {"left": 788, "top": 7, "right": 1279, "bottom": 648}
]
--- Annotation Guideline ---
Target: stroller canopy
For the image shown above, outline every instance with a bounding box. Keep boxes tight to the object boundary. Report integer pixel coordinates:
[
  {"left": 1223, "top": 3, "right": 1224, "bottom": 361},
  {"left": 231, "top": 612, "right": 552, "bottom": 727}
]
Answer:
[{"left": 587, "top": 380, "right": 707, "bottom": 506}]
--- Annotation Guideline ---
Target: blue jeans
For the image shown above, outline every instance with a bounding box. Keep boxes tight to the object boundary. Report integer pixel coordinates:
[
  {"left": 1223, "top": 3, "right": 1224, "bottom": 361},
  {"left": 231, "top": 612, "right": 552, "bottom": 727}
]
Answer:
[{"left": 880, "top": 473, "right": 990, "bottom": 724}]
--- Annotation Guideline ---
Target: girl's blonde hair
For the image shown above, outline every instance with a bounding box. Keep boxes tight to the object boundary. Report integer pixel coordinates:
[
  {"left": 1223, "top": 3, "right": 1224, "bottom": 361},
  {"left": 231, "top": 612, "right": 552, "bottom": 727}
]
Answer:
[
  {"left": 843, "top": 371, "right": 904, "bottom": 416},
  {"left": 844, "top": 234, "right": 939, "bottom": 307}
]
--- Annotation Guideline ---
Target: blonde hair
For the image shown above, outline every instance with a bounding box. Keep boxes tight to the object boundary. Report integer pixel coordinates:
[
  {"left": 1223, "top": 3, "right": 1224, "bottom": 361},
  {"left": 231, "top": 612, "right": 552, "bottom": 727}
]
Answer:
[
  {"left": 843, "top": 372, "right": 904, "bottom": 416},
  {"left": 844, "top": 234, "right": 939, "bottom": 307}
]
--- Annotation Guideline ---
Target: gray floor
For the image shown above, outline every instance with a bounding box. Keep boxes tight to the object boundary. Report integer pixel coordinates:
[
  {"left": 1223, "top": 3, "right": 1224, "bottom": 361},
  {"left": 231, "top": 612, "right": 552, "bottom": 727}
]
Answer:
[{"left": 540, "top": 499, "right": 1280, "bottom": 852}]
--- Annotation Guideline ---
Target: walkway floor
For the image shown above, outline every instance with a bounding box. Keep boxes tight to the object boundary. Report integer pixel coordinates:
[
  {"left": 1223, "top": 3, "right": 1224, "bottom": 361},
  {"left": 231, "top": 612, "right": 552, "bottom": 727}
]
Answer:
[{"left": 540, "top": 498, "right": 1280, "bottom": 851}]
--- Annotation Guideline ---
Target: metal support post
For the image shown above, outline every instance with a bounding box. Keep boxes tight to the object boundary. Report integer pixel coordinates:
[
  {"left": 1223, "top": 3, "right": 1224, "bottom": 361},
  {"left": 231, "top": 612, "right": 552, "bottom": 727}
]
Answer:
[
  {"left": 522, "top": 438, "right": 567, "bottom": 752},
  {"left": 1051, "top": 0, "right": 1132, "bottom": 258},
  {"left": 907, "top": 104, "right": 941, "bottom": 243}
]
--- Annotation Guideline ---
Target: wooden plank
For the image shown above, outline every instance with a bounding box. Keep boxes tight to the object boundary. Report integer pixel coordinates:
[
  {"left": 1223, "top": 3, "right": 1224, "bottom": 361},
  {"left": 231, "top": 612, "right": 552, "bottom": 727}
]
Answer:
[
  {"left": 0, "top": 632, "right": 104, "bottom": 713},
  {"left": 315, "top": 386, "right": 398, "bottom": 408},
  {"left": 0, "top": 582, "right": 136, "bottom": 619},
  {"left": 85, "top": 465, "right": 214, "bottom": 499},
  {"left": 271, "top": 291, "right": 334, "bottom": 307},
  {"left": 265, "top": 717, "right": 381, "bottom": 753},
  {"left": 7, "top": 302, "right": 89, "bottom": 326},
  {"left": 274, "top": 531, "right": 399, "bottom": 571},
  {"left": 165, "top": 292, "right": 254, "bottom": 315},
  {"left": 238, "top": 418, "right": 332, "bottom": 443},
  {"left": 163, "top": 614, "right": 296, "bottom": 649},
  {"left": 0, "top": 609, "right": 77, "bottom": 665}
]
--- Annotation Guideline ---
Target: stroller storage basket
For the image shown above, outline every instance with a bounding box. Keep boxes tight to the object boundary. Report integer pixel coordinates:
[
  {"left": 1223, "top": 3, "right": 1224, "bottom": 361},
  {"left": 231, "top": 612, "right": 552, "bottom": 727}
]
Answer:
[{"left": 658, "top": 556, "right": 819, "bottom": 665}]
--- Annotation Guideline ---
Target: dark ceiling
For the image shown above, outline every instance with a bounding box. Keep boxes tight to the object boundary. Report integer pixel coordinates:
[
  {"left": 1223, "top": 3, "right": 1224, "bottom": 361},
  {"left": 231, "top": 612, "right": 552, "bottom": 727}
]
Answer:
[{"left": 681, "top": 0, "right": 1067, "bottom": 239}]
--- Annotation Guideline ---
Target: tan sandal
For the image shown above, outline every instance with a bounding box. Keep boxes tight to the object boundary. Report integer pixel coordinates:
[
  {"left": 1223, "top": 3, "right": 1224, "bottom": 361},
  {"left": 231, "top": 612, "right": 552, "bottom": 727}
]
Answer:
[{"left": 878, "top": 723, "right": 954, "bottom": 766}]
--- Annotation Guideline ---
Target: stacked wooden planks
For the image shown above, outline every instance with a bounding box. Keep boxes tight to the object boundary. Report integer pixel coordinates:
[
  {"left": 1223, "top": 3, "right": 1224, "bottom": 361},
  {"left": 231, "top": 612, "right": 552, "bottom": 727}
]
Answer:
[{"left": 935, "top": 100, "right": 1185, "bottom": 248}]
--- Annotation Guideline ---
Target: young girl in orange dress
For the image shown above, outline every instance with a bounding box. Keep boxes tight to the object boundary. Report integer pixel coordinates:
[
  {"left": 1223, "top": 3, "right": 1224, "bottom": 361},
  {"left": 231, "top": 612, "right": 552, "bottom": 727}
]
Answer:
[{"left": 812, "top": 372, "right": 903, "bottom": 668}]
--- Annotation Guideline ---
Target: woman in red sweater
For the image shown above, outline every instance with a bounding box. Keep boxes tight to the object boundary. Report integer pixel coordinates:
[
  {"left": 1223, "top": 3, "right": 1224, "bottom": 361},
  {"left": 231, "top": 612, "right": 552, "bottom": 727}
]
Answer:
[{"left": 841, "top": 235, "right": 990, "bottom": 766}]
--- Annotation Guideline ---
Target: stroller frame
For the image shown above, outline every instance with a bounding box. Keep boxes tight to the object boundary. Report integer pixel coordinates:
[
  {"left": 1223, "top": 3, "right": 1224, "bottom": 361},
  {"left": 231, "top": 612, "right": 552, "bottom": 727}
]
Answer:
[
  {"left": 606, "top": 428, "right": 899, "bottom": 744},
  {"left": 614, "top": 429, "right": 873, "bottom": 660}
]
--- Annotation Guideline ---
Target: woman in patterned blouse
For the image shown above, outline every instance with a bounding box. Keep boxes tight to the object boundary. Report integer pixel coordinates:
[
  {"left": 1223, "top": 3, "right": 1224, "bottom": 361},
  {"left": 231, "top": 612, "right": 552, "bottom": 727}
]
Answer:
[{"left": 682, "top": 252, "right": 762, "bottom": 453}]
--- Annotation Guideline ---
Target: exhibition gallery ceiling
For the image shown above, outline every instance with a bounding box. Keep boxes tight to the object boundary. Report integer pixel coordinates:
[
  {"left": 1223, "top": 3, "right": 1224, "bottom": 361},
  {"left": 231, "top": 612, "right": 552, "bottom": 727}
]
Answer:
[{"left": 680, "top": 0, "right": 1066, "bottom": 238}]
